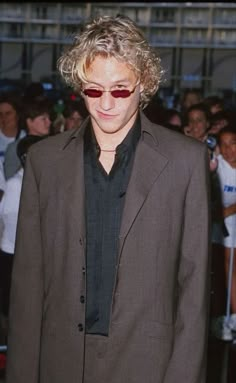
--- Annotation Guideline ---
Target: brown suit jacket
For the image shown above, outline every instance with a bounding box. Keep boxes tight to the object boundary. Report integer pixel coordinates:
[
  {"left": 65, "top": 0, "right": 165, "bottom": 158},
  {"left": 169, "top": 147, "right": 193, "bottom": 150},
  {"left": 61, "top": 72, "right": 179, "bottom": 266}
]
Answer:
[{"left": 6, "top": 112, "right": 211, "bottom": 383}]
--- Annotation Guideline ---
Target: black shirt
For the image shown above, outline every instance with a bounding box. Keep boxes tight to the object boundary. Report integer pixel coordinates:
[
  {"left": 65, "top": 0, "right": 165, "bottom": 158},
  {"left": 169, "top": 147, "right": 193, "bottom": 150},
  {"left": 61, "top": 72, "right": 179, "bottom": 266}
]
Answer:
[{"left": 84, "top": 115, "right": 141, "bottom": 335}]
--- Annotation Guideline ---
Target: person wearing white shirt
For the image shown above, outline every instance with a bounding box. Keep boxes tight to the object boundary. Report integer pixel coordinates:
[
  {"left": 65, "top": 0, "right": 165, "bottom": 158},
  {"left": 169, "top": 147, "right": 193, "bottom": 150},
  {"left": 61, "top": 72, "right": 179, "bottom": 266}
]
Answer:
[
  {"left": 211, "top": 125, "right": 236, "bottom": 341},
  {"left": 0, "top": 93, "right": 25, "bottom": 165}
]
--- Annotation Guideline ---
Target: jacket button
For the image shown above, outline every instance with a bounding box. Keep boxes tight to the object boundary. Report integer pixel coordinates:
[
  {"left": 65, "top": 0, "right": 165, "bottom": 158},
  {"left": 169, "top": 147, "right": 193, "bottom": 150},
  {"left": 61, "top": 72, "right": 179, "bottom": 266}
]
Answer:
[
  {"left": 79, "top": 238, "right": 83, "bottom": 245},
  {"left": 82, "top": 267, "right": 85, "bottom": 275},
  {"left": 80, "top": 295, "right": 85, "bottom": 303},
  {"left": 78, "top": 323, "right": 84, "bottom": 332}
]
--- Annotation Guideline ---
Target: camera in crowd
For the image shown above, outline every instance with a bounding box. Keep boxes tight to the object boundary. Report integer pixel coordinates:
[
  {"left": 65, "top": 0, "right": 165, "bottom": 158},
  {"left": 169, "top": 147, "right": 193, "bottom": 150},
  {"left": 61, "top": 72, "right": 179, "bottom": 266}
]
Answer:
[{"left": 206, "top": 135, "right": 217, "bottom": 152}]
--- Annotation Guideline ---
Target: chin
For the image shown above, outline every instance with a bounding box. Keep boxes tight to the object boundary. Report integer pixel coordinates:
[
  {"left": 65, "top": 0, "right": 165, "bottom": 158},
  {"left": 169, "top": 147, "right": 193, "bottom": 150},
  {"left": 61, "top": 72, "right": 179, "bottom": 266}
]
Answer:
[
  {"left": 97, "top": 121, "right": 122, "bottom": 132},
  {"left": 101, "top": 127, "right": 122, "bottom": 134}
]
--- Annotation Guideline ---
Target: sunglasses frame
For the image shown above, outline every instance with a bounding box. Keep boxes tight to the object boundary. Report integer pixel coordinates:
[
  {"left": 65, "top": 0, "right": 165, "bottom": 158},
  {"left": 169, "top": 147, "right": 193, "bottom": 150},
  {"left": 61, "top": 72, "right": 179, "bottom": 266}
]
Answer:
[{"left": 82, "top": 83, "right": 139, "bottom": 99}]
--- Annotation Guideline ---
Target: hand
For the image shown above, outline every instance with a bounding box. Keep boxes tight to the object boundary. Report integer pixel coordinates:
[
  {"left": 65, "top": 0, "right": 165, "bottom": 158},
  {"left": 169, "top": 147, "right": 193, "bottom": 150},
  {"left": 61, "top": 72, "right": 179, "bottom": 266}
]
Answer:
[{"left": 209, "top": 153, "right": 218, "bottom": 173}]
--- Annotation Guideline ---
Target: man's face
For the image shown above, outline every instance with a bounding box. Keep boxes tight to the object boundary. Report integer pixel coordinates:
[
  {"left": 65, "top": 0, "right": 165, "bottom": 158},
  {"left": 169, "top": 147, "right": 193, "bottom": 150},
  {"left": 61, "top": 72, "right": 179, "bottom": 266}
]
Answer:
[
  {"left": 27, "top": 113, "right": 51, "bottom": 136},
  {"left": 186, "top": 109, "right": 209, "bottom": 142},
  {"left": 0, "top": 102, "right": 19, "bottom": 134},
  {"left": 81, "top": 56, "right": 142, "bottom": 140},
  {"left": 65, "top": 111, "right": 83, "bottom": 131},
  {"left": 219, "top": 132, "right": 236, "bottom": 168}
]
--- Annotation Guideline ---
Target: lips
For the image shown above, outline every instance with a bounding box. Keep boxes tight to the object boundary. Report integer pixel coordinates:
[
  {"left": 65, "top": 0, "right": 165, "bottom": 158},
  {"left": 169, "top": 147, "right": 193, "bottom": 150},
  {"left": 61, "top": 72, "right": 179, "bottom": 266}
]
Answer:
[{"left": 97, "top": 111, "right": 118, "bottom": 119}]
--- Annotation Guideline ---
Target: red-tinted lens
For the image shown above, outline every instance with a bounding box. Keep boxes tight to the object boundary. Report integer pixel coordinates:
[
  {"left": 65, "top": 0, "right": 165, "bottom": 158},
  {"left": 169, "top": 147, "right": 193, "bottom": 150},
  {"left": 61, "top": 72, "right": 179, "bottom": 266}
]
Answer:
[
  {"left": 83, "top": 88, "right": 132, "bottom": 98},
  {"left": 83, "top": 88, "right": 133, "bottom": 98},
  {"left": 111, "top": 90, "right": 131, "bottom": 98},
  {"left": 83, "top": 89, "right": 103, "bottom": 98}
]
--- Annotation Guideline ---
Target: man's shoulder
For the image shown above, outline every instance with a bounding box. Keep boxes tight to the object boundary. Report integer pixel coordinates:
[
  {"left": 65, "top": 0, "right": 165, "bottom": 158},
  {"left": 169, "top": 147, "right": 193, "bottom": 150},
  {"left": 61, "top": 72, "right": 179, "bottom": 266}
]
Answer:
[
  {"left": 24, "top": 130, "right": 80, "bottom": 175},
  {"left": 141, "top": 112, "right": 206, "bottom": 158},
  {"left": 29, "top": 130, "right": 77, "bottom": 157}
]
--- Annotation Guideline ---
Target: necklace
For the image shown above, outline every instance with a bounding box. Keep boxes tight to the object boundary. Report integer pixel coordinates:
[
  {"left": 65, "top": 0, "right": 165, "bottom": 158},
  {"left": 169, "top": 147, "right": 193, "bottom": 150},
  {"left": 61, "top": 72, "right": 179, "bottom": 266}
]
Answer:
[{"left": 100, "top": 149, "right": 116, "bottom": 152}]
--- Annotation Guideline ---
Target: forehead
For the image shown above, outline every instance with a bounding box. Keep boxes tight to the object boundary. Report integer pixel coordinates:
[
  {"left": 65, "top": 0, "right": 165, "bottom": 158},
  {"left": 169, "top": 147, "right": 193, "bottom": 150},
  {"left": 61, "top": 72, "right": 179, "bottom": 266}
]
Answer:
[
  {"left": 188, "top": 109, "right": 206, "bottom": 118},
  {"left": 220, "top": 132, "right": 236, "bottom": 142},
  {"left": 69, "top": 111, "right": 81, "bottom": 118},
  {"left": 85, "top": 55, "right": 137, "bottom": 84},
  {"left": 0, "top": 102, "right": 15, "bottom": 112}
]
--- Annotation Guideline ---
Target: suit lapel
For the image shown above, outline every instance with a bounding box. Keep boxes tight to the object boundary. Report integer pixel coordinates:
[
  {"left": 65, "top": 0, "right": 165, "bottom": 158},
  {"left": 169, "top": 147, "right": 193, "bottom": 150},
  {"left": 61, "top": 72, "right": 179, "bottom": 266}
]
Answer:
[
  {"left": 119, "top": 115, "right": 169, "bottom": 247},
  {"left": 60, "top": 126, "right": 86, "bottom": 239}
]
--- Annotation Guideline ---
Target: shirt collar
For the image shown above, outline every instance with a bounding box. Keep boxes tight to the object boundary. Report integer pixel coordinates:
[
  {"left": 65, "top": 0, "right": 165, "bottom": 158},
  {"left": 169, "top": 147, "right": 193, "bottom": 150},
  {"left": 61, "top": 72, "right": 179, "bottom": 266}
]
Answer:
[{"left": 84, "top": 113, "right": 141, "bottom": 158}]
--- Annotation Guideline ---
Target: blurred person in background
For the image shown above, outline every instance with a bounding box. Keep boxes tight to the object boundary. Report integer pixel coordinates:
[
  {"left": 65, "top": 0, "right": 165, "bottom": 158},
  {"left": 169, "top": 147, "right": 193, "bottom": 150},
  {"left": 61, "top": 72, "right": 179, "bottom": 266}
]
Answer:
[
  {"left": 183, "top": 102, "right": 211, "bottom": 142},
  {"left": 211, "top": 125, "right": 236, "bottom": 341},
  {"left": 0, "top": 93, "right": 25, "bottom": 165},
  {"left": 63, "top": 99, "right": 88, "bottom": 131},
  {"left": 203, "top": 95, "right": 224, "bottom": 115},
  {"left": 183, "top": 102, "right": 219, "bottom": 173},
  {"left": 52, "top": 98, "right": 88, "bottom": 134},
  {"left": 180, "top": 88, "right": 203, "bottom": 117},
  {"left": 208, "top": 110, "right": 230, "bottom": 137},
  {"left": 4, "top": 97, "right": 52, "bottom": 180}
]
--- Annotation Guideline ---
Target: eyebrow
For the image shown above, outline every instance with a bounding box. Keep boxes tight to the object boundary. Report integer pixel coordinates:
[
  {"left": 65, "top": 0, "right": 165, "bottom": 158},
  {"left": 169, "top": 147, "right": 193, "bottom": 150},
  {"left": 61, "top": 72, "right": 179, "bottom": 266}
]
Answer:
[{"left": 85, "top": 79, "right": 131, "bottom": 87}]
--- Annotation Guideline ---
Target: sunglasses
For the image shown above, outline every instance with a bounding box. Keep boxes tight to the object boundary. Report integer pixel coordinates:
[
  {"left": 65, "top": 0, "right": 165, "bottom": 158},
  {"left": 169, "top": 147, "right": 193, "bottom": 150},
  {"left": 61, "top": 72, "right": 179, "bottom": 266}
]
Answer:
[{"left": 82, "top": 84, "right": 139, "bottom": 99}]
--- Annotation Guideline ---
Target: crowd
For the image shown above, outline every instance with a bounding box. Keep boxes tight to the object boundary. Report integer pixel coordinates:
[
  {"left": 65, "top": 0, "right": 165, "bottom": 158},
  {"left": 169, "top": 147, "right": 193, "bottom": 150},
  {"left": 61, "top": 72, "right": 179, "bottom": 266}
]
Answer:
[
  {"left": 145, "top": 88, "right": 236, "bottom": 345},
  {"left": 0, "top": 78, "right": 235, "bottom": 379}
]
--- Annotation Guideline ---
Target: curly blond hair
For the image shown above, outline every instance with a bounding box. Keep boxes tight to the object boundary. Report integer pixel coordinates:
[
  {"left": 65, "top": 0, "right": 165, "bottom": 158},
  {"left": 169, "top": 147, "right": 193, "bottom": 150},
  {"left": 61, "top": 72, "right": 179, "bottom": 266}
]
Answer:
[{"left": 57, "top": 15, "right": 165, "bottom": 109}]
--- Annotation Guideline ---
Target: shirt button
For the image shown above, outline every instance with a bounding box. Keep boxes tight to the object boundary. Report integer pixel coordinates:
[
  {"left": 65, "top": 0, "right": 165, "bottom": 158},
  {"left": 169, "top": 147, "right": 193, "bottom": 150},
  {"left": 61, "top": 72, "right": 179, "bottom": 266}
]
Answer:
[
  {"left": 78, "top": 323, "right": 84, "bottom": 332},
  {"left": 80, "top": 295, "right": 85, "bottom": 303},
  {"left": 82, "top": 267, "right": 85, "bottom": 275}
]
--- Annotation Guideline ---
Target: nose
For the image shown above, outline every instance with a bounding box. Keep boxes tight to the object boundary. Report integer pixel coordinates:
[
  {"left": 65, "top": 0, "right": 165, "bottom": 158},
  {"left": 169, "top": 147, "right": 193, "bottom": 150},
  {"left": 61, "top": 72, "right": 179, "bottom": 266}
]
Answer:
[
  {"left": 190, "top": 120, "right": 198, "bottom": 127},
  {"left": 99, "top": 91, "right": 115, "bottom": 111}
]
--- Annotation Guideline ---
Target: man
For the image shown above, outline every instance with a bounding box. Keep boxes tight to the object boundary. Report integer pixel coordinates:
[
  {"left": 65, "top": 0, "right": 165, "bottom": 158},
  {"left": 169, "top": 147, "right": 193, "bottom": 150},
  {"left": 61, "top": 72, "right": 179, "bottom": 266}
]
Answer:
[
  {"left": 183, "top": 102, "right": 211, "bottom": 143},
  {"left": 3, "top": 96, "right": 52, "bottom": 179},
  {"left": 0, "top": 93, "right": 24, "bottom": 165},
  {"left": 52, "top": 99, "right": 88, "bottom": 134},
  {"left": 6, "top": 15, "right": 211, "bottom": 383}
]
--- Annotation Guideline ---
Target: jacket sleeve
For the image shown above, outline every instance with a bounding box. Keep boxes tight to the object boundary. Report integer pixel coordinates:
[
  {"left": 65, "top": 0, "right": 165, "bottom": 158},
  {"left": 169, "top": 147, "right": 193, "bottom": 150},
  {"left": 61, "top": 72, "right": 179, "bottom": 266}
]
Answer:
[
  {"left": 6, "top": 152, "right": 43, "bottom": 383},
  {"left": 164, "top": 145, "right": 211, "bottom": 383}
]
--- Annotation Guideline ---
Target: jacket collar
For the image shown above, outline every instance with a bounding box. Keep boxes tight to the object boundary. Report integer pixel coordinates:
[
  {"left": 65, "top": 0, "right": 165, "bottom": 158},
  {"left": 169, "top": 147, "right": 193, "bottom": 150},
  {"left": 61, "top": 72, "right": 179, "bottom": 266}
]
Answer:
[{"left": 62, "top": 110, "right": 160, "bottom": 151}]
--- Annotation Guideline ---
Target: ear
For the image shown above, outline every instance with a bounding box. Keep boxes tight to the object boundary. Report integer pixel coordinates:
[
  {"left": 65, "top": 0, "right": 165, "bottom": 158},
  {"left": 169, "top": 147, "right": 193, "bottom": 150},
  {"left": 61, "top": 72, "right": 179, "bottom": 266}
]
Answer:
[
  {"left": 184, "top": 126, "right": 191, "bottom": 136},
  {"left": 26, "top": 117, "right": 32, "bottom": 127}
]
